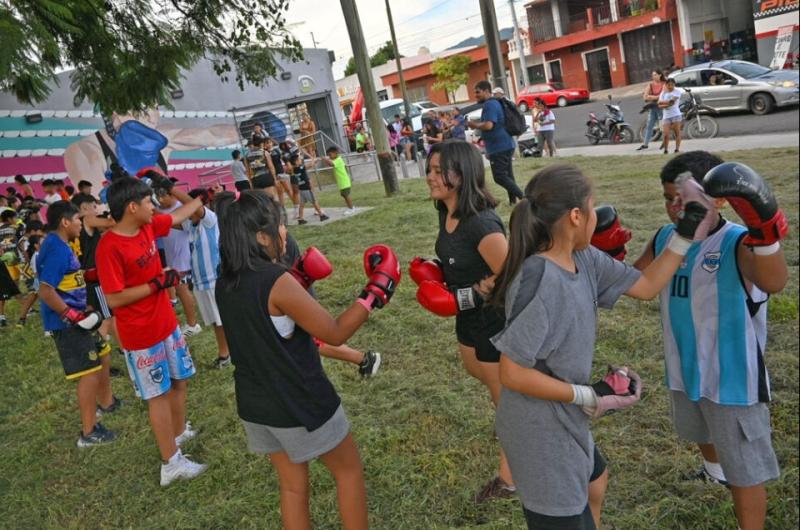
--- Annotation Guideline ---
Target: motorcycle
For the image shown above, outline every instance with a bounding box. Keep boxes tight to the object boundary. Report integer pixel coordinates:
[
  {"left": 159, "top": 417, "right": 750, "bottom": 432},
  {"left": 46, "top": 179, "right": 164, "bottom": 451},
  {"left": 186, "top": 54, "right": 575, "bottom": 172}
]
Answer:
[
  {"left": 585, "top": 95, "right": 635, "bottom": 145},
  {"left": 638, "top": 89, "right": 719, "bottom": 142}
]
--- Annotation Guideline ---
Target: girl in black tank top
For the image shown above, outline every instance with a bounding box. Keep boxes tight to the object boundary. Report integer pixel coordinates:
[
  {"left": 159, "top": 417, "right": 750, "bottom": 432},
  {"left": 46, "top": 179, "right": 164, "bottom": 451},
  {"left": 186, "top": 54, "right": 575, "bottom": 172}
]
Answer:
[
  {"left": 214, "top": 190, "right": 400, "bottom": 530},
  {"left": 412, "top": 140, "right": 514, "bottom": 501}
]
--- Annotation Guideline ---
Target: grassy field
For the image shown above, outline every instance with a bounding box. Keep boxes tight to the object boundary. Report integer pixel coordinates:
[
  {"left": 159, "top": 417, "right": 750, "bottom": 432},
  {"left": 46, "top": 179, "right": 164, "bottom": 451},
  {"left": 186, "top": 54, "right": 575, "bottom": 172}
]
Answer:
[{"left": 0, "top": 148, "right": 797, "bottom": 530}]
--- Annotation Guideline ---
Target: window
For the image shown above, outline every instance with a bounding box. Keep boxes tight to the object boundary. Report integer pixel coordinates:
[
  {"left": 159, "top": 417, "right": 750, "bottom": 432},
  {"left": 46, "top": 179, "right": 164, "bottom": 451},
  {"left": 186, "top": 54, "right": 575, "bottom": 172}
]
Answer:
[
  {"left": 700, "top": 70, "right": 735, "bottom": 86},
  {"left": 724, "top": 62, "right": 769, "bottom": 80},
  {"left": 407, "top": 86, "right": 428, "bottom": 103},
  {"left": 672, "top": 72, "right": 698, "bottom": 87}
]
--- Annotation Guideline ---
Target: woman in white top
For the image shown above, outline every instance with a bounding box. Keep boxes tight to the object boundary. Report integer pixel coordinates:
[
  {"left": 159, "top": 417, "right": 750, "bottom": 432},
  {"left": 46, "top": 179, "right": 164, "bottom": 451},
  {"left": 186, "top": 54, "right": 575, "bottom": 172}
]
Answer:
[
  {"left": 658, "top": 77, "right": 684, "bottom": 154},
  {"left": 533, "top": 98, "right": 556, "bottom": 157}
]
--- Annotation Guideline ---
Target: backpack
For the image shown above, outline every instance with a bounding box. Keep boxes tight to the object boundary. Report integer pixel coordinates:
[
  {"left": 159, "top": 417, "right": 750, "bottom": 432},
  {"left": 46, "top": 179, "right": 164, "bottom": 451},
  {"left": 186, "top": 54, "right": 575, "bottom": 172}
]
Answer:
[{"left": 497, "top": 98, "right": 527, "bottom": 136}]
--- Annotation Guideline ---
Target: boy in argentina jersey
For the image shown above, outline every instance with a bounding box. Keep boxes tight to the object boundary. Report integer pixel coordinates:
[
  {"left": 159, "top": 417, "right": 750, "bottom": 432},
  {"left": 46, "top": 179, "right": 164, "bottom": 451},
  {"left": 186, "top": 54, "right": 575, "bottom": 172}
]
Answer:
[{"left": 634, "top": 151, "right": 789, "bottom": 530}]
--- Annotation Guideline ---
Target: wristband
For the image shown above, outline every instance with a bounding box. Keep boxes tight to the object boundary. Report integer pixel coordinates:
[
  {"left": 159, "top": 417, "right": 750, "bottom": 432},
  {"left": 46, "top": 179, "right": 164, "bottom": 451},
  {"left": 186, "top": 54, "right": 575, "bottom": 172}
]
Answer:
[
  {"left": 752, "top": 242, "right": 780, "bottom": 256},
  {"left": 570, "top": 384, "right": 597, "bottom": 408},
  {"left": 357, "top": 293, "right": 376, "bottom": 313},
  {"left": 667, "top": 235, "right": 692, "bottom": 256}
]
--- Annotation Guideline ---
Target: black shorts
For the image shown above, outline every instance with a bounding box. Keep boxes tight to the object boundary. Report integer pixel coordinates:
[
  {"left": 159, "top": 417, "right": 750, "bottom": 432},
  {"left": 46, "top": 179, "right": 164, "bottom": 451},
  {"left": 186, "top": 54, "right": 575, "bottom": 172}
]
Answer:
[
  {"left": 52, "top": 326, "right": 103, "bottom": 380},
  {"left": 339, "top": 187, "right": 351, "bottom": 198},
  {"left": 0, "top": 264, "right": 20, "bottom": 299},
  {"left": 523, "top": 446, "right": 606, "bottom": 530},
  {"left": 86, "top": 282, "right": 112, "bottom": 319},
  {"left": 289, "top": 174, "right": 299, "bottom": 186},
  {"left": 252, "top": 174, "right": 275, "bottom": 189},
  {"left": 234, "top": 180, "right": 252, "bottom": 191},
  {"left": 455, "top": 305, "right": 505, "bottom": 363}
]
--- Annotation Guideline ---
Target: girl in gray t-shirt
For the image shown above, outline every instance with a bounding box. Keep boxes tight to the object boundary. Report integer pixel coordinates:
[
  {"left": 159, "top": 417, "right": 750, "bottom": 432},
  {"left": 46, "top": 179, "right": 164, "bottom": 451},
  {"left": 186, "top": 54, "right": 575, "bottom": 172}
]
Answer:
[{"left": 489, "top": 164, "right": 709, "bottom": 529}]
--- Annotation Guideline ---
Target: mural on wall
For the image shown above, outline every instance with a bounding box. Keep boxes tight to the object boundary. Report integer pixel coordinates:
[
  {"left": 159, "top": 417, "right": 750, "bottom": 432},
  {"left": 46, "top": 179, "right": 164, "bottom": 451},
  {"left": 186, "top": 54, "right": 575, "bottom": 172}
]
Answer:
[{"left": 64, "top": 109, "right": 239, "bottom": 190}]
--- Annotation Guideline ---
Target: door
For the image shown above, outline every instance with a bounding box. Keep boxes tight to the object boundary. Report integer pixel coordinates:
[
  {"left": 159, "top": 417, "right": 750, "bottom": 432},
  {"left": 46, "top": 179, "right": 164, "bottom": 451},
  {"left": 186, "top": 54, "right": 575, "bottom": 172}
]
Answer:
[
  {"left": 698, "top": 69, "right": 742, "bottom": 111},
  {"left": 622, "top": 22, "right": 675, "bottom": 84},
  {"left": 585, "top": 49, "right": 612, "bottom": 91},
  {"left": 289, "top": 97, "right": 335, "bottom": 157},
  {"left": 549, "top": 61, "right": 563, "bottom": 84}
]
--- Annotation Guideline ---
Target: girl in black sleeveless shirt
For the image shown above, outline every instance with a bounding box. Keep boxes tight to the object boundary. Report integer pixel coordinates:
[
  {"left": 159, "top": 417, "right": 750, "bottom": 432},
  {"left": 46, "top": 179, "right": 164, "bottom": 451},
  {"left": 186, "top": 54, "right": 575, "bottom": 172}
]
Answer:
[
  {"left": 413, "top": 141, "right": 515, "bottom": 502},
  {"left": 214, "top": 190, "right": 400, "bottom": 530}
]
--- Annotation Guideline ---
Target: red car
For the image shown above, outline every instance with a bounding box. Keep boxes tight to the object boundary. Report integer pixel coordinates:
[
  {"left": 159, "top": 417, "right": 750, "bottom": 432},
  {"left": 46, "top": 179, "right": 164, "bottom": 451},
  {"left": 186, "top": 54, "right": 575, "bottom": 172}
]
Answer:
[{"left": 516, "top": 83, "right": 590, "bottom": 112}]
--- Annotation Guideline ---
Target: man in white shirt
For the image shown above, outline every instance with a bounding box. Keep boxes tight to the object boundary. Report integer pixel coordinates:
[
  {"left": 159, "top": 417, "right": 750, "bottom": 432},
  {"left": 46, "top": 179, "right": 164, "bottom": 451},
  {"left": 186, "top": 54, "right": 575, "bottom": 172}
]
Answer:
[
  {"left": 658, "top": 78, "right": 685, "bottom": 154},
  {"left": 42, "top": 179, "right": 60, "bottom": 205}
]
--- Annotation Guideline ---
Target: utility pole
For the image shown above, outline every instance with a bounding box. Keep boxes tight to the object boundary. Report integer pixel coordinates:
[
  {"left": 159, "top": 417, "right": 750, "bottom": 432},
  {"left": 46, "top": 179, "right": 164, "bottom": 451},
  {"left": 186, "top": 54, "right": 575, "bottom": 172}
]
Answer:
[
  {"left": 479, "top": 0, "right": 507, "bottom": 93},
  {"left": 509, "top": 0, "right": 529, "bottom": 88},
  {"left": 310, "top": 32, "right": 317, "bottom": 48},
  {"left": 340, "top": 0, "right": 399, "bottom": 195},
  {"left": 385, "top": 0, "right": 412, "bottom": 119}
]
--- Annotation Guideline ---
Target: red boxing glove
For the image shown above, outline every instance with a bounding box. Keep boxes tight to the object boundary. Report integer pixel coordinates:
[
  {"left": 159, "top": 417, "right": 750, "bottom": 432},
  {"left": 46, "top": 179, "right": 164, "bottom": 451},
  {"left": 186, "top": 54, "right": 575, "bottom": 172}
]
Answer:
[
  {"left": 83, "top": 268, "right": 99, "bottom": 283},
  {"left": 416, "top": 280, "right": 458, "bottom": 317},
  {"left": 358, "top": 245, "right": 401, "bottom": 311},
  {"left": 148, "top": 269, "right": 181, "bottom": 293},
  {"left": 591, "top": 206, "right": 632, "bottom": 261},
  {"left": 702, "top": 162, "right": 789, "bottom": 247},
  {"left": 409, "top": 256, "right": 444, "bottom": 286},
  {"left": 61, "top": 307, "right": 102, "bottom": 331},
  {"left": 290, "top": 246, "right": 333, "bottom": 289}
]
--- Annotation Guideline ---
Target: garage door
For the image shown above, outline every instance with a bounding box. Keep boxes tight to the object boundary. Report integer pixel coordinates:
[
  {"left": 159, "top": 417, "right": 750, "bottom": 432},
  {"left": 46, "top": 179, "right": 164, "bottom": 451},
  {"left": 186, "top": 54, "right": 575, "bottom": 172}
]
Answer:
[{"left": 622, "top": 22, "right": 675, "bottom": 84}]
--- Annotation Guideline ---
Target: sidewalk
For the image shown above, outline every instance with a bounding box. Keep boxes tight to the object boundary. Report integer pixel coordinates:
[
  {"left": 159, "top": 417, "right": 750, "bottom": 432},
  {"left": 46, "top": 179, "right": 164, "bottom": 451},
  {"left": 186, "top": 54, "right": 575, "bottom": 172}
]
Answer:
[
  {"left": 589, "top": 81, "right": 650, "bottom": 102},
  {"left": 553, "top": 131, "right": 799, "bottom": 158}
]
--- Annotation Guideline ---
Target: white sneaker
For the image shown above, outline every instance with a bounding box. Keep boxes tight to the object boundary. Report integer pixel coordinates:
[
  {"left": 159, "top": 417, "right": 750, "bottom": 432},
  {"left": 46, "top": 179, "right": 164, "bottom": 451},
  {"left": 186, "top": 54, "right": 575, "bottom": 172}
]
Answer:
[
  {"left": 182, "top": 324, "right": 202, "bottom": 337},
  {"left": 343, "top": 208, "right": 355, "bottom": 216},
  {"left": 175, "top": 422, "right": 197, "bottom": 447},
  {"left": 160, "top": 451, "right": 207, "bottom": 487}
]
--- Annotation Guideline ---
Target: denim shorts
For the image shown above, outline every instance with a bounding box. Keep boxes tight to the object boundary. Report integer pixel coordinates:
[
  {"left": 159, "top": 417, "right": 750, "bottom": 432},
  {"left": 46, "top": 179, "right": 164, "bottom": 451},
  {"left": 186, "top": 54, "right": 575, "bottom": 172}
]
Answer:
[{"left": 662, "top": 116, "right": 683, "bottom": 125}]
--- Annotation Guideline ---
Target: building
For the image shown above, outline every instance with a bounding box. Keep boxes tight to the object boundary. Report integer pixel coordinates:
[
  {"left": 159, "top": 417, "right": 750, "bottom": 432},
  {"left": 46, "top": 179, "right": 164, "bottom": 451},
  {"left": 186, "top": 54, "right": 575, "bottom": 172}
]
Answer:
[
  {"left": 0, "top": 49, "right": 344, "bottom": 191},
  {"left": 380, "top": 43, "right": 515, "bottom": 106},
  {"left": 525, "top": 0, "right": 684, "bottom": 91},
  {"left": 335, "top": 62, "right": 396, "bottom": 119},
  {"left": 507, "top": 26, "right": 550, "bottom": 88},
  {"left": 752, "top": 0, "right": 799, "bottom": 67},
  {"left": 674, "top": 0, "right": 761, "bottom": 66}
]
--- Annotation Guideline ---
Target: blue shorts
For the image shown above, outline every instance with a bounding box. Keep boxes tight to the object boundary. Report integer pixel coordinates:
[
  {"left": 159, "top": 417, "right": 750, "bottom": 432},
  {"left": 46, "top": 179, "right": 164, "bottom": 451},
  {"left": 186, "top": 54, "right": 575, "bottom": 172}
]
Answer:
[{"left": 124, "top": 326, "right": 196, "bottom": 400}]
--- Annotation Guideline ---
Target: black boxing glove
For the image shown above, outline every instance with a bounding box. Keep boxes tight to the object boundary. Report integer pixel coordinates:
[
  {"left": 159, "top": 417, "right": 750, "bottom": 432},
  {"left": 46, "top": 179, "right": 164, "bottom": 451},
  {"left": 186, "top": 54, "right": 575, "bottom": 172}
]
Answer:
[{"left": 702, "top": 162, "right": 788, "bottom": 252}]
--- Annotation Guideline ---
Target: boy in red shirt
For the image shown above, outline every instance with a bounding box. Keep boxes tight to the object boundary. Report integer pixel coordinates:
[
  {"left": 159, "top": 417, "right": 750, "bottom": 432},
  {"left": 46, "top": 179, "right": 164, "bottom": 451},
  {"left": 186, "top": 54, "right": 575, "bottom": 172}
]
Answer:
[{"left": 97, "top": 175, "right": 206, "bottom": 486}]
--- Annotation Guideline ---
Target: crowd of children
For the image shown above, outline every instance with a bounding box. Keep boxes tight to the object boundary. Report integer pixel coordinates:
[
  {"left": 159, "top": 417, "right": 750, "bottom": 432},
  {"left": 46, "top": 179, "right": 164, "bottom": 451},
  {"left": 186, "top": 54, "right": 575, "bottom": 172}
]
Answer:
[{"left": 1, "top": 137, "right": 791, "bottom": 530}]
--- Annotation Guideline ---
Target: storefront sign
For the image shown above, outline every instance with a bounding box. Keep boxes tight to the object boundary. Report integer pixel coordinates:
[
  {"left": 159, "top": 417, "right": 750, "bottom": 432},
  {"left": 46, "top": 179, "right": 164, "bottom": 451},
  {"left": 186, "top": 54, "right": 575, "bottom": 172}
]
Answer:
[
  {"left": 769, "top": 25, "right": 796, "bottom": 68},
  {"left": 753, "top": 0, "right": 799, "bottom": 19}
]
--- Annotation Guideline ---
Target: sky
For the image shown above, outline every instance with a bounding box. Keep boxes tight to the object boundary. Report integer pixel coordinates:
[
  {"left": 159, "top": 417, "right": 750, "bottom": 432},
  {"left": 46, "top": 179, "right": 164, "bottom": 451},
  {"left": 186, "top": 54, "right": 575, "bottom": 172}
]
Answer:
[{"left": 284, "top": 0, "right": 525, "bottom": 80}]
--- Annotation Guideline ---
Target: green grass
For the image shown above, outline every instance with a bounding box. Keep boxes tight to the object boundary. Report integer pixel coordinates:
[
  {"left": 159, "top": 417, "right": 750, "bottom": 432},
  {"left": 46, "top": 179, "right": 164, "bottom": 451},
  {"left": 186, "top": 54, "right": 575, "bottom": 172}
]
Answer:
[{"left": 1, "top": 149, "right": 797, "bottom": 529}]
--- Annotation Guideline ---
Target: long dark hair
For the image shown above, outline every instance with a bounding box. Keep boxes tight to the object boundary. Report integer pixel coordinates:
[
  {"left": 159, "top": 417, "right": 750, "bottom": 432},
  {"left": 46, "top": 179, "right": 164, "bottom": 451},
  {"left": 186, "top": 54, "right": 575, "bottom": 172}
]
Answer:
[
  {"left": 427, "top": 140, "right": 498, "bottom": 219},
  {"left": 490, "top": 165, "right": 593, "bottom": 306},
  {"left": 217, "top": 190, "right": 285, "bottom": 286}
]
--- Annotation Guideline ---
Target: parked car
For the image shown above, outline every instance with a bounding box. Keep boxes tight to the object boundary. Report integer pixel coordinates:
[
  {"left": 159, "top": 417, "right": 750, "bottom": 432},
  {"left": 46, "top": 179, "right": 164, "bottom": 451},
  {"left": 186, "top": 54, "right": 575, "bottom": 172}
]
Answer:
[
  {"left": 413, "top": 100, "right": 439, "bottom": 113},
  {"left": 516, "top": 83, "right": 590, "bottom": 112},
  {"left": 668, "top": 60, "right": 799, "bottom": 115},
  {"left": 378, "top": 98, "right": 423, "bottom": 131}
]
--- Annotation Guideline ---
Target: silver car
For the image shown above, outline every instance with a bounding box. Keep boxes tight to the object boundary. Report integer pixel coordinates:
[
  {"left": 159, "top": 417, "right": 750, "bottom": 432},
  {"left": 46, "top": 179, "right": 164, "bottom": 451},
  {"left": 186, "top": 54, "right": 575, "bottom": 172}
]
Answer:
[{"left": 669, "top": 60, "right": 799, "bottom": 115}]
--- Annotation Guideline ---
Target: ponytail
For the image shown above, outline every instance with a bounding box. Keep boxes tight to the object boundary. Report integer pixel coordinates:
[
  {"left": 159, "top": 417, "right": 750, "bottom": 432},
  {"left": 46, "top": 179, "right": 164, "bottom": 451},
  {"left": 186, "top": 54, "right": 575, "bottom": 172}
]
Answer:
[{"left": 490, "top": 165, "right": 593, "bottom": 307}]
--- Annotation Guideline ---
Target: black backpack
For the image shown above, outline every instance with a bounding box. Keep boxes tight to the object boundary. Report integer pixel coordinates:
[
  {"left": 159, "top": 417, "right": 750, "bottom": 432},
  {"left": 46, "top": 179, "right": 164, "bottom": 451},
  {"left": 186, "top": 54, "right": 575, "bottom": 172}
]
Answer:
[{"left": 497, "top": 98, "right": 527, "bottom": 136}]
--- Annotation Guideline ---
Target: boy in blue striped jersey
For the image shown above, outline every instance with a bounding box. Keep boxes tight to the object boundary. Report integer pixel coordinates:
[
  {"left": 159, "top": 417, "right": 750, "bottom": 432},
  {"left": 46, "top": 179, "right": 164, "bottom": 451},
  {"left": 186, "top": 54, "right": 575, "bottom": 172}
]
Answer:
[
  {"left": 181, "top": 189, "right": 229, "bottom": 368},
  {"left": 634, "top": 151, "right": 789, "bottom": 530}
]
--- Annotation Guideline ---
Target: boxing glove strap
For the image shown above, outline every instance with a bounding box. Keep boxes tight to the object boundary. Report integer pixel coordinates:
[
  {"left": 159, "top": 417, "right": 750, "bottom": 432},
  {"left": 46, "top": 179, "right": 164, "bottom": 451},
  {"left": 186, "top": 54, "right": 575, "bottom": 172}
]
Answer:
[
  {"left": 752, "top": 242, "right": 780, "bottom": 256},
  {"left": 667, "top": 235, "right": 692, "bottom": 256}
]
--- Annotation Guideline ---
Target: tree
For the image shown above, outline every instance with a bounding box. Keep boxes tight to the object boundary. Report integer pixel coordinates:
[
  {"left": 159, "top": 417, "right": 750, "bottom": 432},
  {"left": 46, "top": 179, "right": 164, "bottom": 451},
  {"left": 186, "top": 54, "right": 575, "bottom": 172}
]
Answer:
[
  {"left": 343, "top": 40, "right": 400, "bottom": 76},
  {"left": 0, "top": 0, "right": 304, "bottom": 115},
  {"left": 431, "top": 55, "right": 471, "bottom": 103}
]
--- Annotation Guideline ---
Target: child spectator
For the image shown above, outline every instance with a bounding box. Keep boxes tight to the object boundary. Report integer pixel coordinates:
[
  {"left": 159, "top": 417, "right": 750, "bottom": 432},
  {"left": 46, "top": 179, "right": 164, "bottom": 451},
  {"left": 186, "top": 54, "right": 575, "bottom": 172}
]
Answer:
[
  {"left": 322, "top": 146, "right": 356, "bottom": 215},
  {"left": 42, "top": 179, "right": 60, "bottom": 205},
  {"left": 0, "top": 209, "right": 21, "bottom": 327},
  {"left": 14, "top": 174, "right": 35, "bottom": 199},
  {"left": 37, "top": 201, "right": 117, "bottom": 447},
  {"left": 182, "top": 189, "right": 230, "bottom": 368},
  {"left": 96, "top": 175, "right": 207, "bottom": 486},
  {"left": 231, "top": 150, "right": 251, "bottom": 192},
  {"left": 78, "top": 180, "right": 94, "bottom": 198},
  {"left": 15, "top": 220, "right": 46, "bottom": 327},
  {"left": 288, "top": 154, "right": 328, "bottom": 225},
  {"left": 154, "top": 178, "right": 201, "bottom": 337}
]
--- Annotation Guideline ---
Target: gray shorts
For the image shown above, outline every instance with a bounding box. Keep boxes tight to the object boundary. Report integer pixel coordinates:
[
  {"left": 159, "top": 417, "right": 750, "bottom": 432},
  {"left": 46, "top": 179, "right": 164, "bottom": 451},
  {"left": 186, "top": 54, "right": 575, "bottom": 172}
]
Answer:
[
  {"left": 299, "top": 189, "right": 315, "bottom": 205},
  {"left": 670, "top": 391, "right": 779, "bottom": 487},
  {"left": 662, "top": 116, "right": 682, "bottom": 125},
  {"left": 241, "top": 405, "right": 350, "bottom": 463}
]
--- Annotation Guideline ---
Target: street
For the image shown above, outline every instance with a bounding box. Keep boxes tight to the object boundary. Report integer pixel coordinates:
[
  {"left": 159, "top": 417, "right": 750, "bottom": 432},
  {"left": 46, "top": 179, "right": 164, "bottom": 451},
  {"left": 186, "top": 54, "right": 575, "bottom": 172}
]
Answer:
[{"left": 542, "top": 94, "right": 800, "bottom": 148}]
